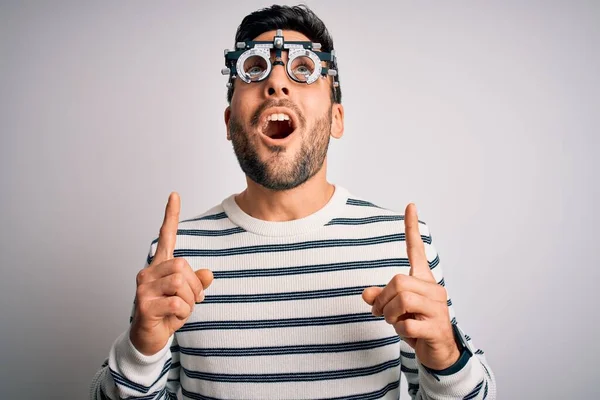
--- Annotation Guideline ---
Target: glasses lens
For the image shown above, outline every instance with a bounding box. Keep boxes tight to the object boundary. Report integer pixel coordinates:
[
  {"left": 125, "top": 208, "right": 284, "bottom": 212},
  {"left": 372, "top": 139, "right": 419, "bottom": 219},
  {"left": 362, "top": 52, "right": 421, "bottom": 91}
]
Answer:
[
  {"left": 243, "top": 55, "right": 269, "bottom": 81},
  {"left": 289, "top": 55, "right": 315, "bottom": 82}
]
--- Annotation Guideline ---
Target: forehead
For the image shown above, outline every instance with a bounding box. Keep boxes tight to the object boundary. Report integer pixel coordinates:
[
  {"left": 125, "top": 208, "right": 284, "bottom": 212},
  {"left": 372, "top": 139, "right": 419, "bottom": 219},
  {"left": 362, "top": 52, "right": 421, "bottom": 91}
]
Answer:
[{"left": 252, "top": 30, "right": 311, "bottom": 42}]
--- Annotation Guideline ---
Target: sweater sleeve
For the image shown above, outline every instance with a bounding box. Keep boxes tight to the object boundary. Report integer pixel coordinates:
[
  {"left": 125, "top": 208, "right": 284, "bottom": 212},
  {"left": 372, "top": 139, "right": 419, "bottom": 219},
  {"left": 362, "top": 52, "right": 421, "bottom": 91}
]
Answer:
[
  {"left": 400, "top": 222, "right": 497, "bottom": 399},
  {"left": 90, "top": 245, "right": 181, "bottom": 400}
]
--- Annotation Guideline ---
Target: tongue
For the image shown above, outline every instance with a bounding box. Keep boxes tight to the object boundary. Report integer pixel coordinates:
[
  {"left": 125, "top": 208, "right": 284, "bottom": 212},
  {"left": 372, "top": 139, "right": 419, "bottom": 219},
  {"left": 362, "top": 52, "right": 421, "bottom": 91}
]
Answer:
[
  {"left": 271, "top": 131, "right": 289, "bottom": 139},
  {"left": 266, "top": 121, "right": 293, "bottom": 140}
]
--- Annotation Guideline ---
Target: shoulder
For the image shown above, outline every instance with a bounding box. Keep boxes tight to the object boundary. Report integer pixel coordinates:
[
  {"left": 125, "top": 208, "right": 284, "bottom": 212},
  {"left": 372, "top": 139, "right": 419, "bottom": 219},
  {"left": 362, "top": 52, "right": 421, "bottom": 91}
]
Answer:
[
  {"left": 341, "top": 188, "right": 431, "bottom": 235},
  {"left": 179, "top": 204, "right": 229, "bottom": 227},
  {"left": 146, "top": 201, "right": 237, "bottom": 259}
]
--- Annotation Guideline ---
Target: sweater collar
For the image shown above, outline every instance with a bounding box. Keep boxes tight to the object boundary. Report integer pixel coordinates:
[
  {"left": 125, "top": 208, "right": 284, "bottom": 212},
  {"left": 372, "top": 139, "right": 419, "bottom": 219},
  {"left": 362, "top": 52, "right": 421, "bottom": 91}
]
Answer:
[{"left": 221, "top": 185, "right": 349, "bottom": 237}]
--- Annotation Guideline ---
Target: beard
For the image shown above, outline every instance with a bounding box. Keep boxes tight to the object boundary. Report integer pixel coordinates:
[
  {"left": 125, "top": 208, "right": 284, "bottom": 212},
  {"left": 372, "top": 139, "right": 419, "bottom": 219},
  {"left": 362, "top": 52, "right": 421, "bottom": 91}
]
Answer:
[{"left": 228, "top": 100, "right": 332, "bottom": 191}]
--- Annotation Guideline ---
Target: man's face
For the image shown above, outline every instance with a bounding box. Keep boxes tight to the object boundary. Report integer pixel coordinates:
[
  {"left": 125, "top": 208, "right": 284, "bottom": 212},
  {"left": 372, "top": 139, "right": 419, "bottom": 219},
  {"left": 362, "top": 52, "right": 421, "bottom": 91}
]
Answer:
[{"left": 224, "top": 30, "right": 343, "bottom": 191}]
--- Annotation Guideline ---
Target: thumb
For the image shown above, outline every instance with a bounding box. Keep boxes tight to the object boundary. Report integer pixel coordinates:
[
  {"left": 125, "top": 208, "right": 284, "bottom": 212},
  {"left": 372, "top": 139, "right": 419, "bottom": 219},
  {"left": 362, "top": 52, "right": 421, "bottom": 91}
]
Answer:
[
  {"left": 195, "top": 269, "right": 214, "bottom": 289},
  {"left": 362, "top": 286, "right": 383, "bottom": 305}
]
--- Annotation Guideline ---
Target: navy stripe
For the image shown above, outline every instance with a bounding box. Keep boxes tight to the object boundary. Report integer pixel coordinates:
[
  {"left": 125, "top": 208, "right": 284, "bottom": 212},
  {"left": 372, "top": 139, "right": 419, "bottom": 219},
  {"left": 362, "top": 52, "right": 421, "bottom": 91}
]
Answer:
[
  {"left": 401, "top": 364, "right": 418, "bottom": 375},
  {"left": 212, "top": 255, "right": 438, "bottom": 280},
  {"left": 447, "top": 299, "right": 453, "bottom": 306},
  {"left": 475, "top": 349, "right": 485, "bottom": 355},
  {"left": 214, "top": 258, "right": 409, "bottom": 279},
  {"left": 170, "top": 361, "right": 180, "bottom": 370},
  {"left": 346, "top": 198, "right": 381, "bottom": 208},
  {"left": 98, "top": 387, "right": 111, "bottom": 400},
  {"left": 178, "top": 336, "right": 400, "bottom": 357},
  {"left": 177, "top": 227, "right": 245, "bottom": 236},
  {"left": 463, "top": 380, "right": 484, "bottom": 399},
  {"left": 181, "top": 358, "right": 400, "bottom": 382},
  {"left": 429, "top": 253, "right": 440, "bottom": 268},
  {"left": 168, "top": 234, "right": 410, "bottom": 259},
  {"left": 400, "top": 350, "right": 416, "bottom": 359},
  {"left": 149, "top": 232, "right": 434, "bottom": 264},
  {"left": 315, "top": 380, "right": 400, "bottom": 400},
  {"left": 439, "top": 277, "right": 446, "bottom": 286},
  {"left": 178, "top": 313, "right": 383, "bottom": 332},
  {"left": 180, "top": 381, "right": 399, "bottom": 400},
  {"left": 201, "top": 285, "right": 383, "bottom": 304},
  {"left": 122, "top": 387, "right": 165, "bottom": 400},
  {"left": 170, "top": 345, "right": 180, "bottom": 353},
  {"left": 181, "top": 212, "right": 228, "bottom": 223},
  {"left": 483, "top": 380, "right": 489, "bottom": 399},
  {"left": 180, "top": 386, "right": 224, "bottom": 400},
  {"left": 326, "top": 215, "right": 433, "bottom": 243},
  {"left": 150, "top": 227, "right": 245, "bottom": 246},
  {"left": 483, "top": 363, "right": 492, "bottom": 379},
  {"left": 344, "top": 199, "right": 426, "bottom": 224},
  {"left": 149, "top": 235, "right": 409, "bottom": 264},
  {"left": 326, "top": 215, "right": 403, "bottom": 226},
  {"left": 407, "top": 382, "right": 420, "bottom": 395},
  {"left": 109, "top": 359, "right": 171, "bottom": 394}
]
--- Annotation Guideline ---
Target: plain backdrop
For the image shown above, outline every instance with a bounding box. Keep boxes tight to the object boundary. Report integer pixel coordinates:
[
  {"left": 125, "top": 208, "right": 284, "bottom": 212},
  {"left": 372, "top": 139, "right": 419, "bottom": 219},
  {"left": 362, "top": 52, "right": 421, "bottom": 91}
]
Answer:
[{"left": 1, "top": 1, "right": 598, "bottom": 399}]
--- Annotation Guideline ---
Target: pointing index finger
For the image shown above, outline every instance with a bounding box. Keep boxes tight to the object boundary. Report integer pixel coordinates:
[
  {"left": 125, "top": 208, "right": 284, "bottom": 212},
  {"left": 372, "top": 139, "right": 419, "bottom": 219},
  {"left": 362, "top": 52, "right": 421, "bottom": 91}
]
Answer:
[
  {"left": 153, "top": 192, "right": 180, "bottom": 265},
  {"left": 405, "top": 203, "right": 434, "bottom": 282}
]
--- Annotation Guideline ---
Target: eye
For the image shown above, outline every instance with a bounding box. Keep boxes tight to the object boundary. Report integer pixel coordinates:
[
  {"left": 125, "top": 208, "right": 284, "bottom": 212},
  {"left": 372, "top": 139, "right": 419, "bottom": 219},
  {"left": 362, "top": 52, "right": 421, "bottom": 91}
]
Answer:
[
  {"left": 243, "top": 55, "right": 268, "bottom": 80},
  {"left": 247, "top": 65, "right": 265, "bottom": 76},
  {"left": 293, "top": 64, "right": 311, "bottom": 76},
  {"left": 289, "top": 55, "right": 316, "bottom": 81}
]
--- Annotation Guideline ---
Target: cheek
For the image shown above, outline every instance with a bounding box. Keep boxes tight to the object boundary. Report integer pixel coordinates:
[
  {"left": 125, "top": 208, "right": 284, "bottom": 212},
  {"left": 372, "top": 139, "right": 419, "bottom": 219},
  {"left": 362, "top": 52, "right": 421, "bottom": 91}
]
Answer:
[
  {"left": 230, "top": 100, "right": 253, "bottom": 123},
  {"left": 301, "top": 98, "right": 330, "bottom": 123},
  {"left": 231, "top": 85, "right": 255, "bottom": 113}
]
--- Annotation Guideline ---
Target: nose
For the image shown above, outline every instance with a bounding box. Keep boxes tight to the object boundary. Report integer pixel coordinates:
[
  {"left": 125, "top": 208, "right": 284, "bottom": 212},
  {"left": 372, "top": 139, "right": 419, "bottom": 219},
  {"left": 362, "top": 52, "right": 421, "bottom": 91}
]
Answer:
[{"left": 263, "top": 60, "right": 290, "bottom": 98}]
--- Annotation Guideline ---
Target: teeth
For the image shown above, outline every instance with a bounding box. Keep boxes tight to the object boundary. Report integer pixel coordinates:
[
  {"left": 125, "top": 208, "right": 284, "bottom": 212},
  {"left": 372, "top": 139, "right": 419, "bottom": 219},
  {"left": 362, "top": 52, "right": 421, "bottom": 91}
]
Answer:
[{"left": 267, "top": 112, "right": 292, "bottom": 122}]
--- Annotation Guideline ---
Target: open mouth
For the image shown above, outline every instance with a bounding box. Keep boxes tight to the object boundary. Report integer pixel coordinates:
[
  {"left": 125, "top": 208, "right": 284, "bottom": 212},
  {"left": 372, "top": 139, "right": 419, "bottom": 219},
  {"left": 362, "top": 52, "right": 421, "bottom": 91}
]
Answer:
[{"left": 261, "top": 111, "right": 297, "bottom": 140}]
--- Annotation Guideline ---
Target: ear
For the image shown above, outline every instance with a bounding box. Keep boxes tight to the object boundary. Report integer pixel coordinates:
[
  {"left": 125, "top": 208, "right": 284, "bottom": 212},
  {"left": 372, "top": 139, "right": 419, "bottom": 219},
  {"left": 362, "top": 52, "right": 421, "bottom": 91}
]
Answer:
[
  {"left": 224, "top": 106, "right": 231, "bottom": 141},
  {"left": 330, "top": 103, "right": 344, "bottom": 139}
]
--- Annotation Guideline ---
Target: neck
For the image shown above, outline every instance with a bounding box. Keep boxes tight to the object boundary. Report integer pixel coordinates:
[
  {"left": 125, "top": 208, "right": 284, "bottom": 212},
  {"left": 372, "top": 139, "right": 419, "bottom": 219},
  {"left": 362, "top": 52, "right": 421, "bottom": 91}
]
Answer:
[{"left": 235, "top": 160, "right": 334, "bottom": 222}]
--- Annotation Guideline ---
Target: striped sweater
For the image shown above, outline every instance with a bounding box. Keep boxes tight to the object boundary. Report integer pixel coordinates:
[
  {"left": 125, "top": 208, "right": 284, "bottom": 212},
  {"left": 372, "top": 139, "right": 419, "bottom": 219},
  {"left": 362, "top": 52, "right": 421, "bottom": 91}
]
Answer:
[{"left": 90, "top": 185, "right": 496, "bottom": 399}]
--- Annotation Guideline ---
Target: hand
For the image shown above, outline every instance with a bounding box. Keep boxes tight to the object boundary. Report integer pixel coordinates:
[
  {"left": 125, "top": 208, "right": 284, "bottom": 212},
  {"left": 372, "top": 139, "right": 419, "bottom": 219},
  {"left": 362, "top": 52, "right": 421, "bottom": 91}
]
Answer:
[
  {"left": 130, "top": 192, "right": 214, "bottom": 356},
  {"left": 362, "top": 203, "right": 459, "bottom": 370}
]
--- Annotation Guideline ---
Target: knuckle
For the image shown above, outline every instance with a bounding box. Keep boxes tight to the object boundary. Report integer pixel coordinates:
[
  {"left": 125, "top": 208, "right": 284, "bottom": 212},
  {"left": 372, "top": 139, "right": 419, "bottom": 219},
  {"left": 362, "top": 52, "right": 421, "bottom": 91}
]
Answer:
[
  {"left": 392, "top": 274, "right": 406, "bottom": 289},
  {"left": 399, "top": 291, "right": 412, "bottom": 304},
  {"left": 136, "top": 269, "right": 148, "bottom": 285},
  {"left": 137, "top": 300, "right": 151, "bottom": 316},
  {"left": 173, "top": 258, "right": 186, "bottom": 271},
  {"left": 384, "top": 312, "right": 395, "bottom": 325},
  {"left": 159, "top": 225, "right": 169, "bottom": 238},
  {"left": 170, "top": 273, "right": 185, "bottom": 289},
  {"left": 135, "top": 285, "right": 146, "bottom": 300},
  {"left": 170, "top": 261, "right": 182, "bottom": 274},
  {"left": 168, "top": 297, "right": 182, "bottom": 313}
]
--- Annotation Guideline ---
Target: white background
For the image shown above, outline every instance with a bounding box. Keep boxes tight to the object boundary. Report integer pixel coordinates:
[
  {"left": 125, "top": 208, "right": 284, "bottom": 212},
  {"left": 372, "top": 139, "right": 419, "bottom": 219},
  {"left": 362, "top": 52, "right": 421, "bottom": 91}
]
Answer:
[{"left": 1, "top": 1, "right": 598, "bottom": 398}]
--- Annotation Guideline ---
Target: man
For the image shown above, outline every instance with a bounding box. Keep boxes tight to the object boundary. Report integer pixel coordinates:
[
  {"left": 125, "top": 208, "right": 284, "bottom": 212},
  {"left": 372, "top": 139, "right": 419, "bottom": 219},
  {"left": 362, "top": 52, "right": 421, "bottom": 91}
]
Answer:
[{"left": 91, "top": 5, "right": 496, "bottom": 399}]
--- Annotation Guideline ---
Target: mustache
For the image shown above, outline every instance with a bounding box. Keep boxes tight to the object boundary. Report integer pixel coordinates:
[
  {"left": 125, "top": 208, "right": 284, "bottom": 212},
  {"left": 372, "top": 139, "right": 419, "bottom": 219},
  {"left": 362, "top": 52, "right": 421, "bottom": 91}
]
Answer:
[{"left": 249, "top": 99, "right": 305, "bottom": 128}]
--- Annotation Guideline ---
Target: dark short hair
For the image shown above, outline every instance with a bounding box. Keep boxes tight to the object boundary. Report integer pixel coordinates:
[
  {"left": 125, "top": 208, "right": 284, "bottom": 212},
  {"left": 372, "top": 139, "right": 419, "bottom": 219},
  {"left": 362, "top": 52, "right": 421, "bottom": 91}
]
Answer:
[{"left": 226, "top": 4, "right": 342, "bottom": 104}]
